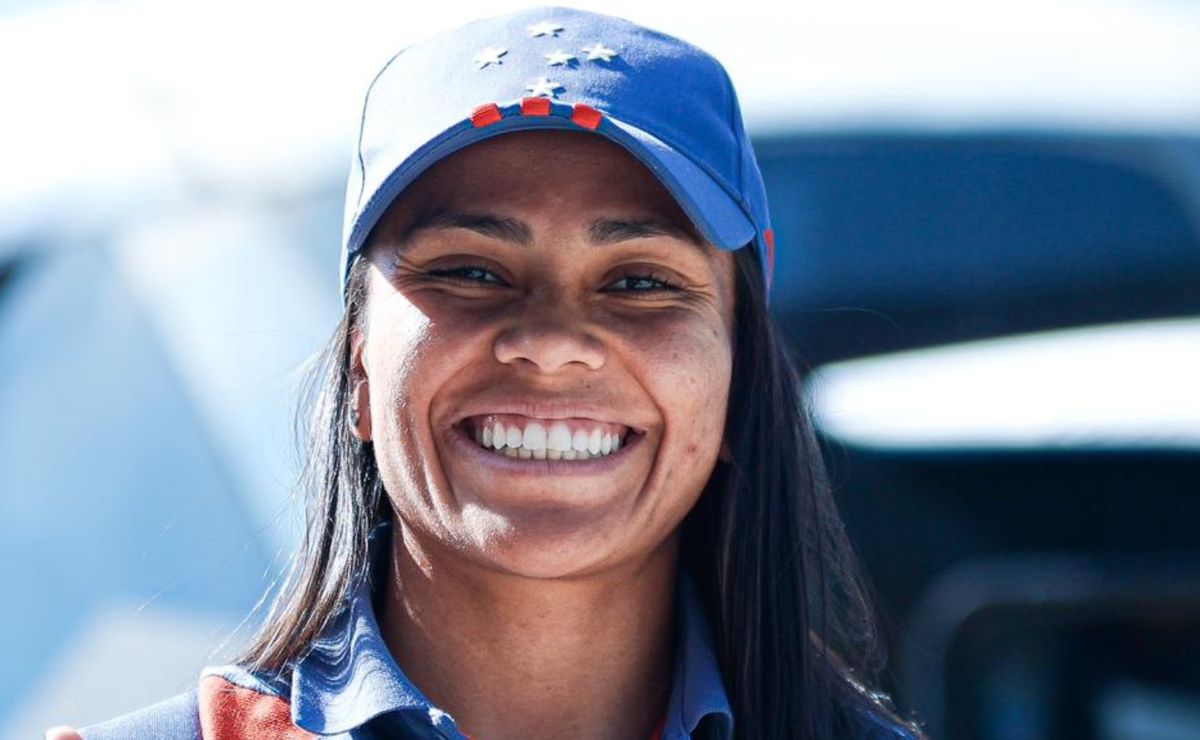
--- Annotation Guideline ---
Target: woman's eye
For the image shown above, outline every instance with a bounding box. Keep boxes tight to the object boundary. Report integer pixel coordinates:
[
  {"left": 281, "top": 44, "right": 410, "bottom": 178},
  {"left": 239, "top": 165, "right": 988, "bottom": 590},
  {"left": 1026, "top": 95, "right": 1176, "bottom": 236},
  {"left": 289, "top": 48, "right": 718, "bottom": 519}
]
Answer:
[
  {"left": 427, "top": 265, "right": 506, "bottom": 285},
  {"left": 607, "top": 273, "right": 681, "bottom": 293}
]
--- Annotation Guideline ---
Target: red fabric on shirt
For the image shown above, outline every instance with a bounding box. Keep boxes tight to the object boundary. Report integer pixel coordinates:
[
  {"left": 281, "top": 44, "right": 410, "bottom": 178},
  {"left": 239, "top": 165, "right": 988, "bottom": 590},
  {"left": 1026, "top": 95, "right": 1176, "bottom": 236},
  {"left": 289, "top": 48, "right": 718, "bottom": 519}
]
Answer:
[{"left": 198, "top": 675, "right": 317, "bottom": 739}]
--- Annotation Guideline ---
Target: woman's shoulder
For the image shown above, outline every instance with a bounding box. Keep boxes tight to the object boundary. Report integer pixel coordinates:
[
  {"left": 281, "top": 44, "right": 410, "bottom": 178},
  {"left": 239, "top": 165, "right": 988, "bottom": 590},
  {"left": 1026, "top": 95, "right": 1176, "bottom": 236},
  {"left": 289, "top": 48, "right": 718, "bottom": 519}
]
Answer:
[
  {"left": 75, "top": 688, "right": 201, "bottom": 740},
  {"left": 76, "top": 664, "right": 308, "bottom": 740}
]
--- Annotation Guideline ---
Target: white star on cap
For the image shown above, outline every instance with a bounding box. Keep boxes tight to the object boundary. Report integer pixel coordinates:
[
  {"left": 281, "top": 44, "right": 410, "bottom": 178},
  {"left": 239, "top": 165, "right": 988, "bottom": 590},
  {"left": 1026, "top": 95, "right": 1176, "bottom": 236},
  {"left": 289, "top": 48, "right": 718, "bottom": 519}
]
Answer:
[
  {"left": 527, "top": 21, "right": 563, "bottom": 37},
  {"left": 545, "top": 50, "right": 575, "bottom": 66},
  {"left": 581, "top": 43, "right": 618, "bottom": 62},
  {"left": 473, "top": 46, "right": 507, "bottom": 69},
  {"left": 525, "top": 77, "right": 564, "bottom": 98}
]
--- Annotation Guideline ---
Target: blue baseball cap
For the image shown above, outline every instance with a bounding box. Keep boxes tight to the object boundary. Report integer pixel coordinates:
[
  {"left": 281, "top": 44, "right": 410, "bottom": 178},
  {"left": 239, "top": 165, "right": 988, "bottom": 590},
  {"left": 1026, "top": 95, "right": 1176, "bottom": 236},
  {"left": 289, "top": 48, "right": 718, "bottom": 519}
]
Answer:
[{"left": 341, "top": 6, "right": 775, "bottom": 299}]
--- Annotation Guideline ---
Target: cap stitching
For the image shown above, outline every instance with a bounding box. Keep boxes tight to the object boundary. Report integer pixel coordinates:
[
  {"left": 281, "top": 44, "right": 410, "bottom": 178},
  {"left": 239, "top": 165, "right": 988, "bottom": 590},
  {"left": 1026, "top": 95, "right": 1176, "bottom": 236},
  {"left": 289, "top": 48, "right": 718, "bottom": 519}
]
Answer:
[{"left": 355, "top": 50, "right": 410, "bottom": 215}]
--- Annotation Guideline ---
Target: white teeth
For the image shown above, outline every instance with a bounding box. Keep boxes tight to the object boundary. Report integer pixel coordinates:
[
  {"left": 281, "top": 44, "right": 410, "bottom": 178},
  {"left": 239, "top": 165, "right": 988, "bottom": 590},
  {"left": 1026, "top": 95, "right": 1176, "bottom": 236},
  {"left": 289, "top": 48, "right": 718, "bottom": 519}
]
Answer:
[
  {"left": 522, "top": 422, "right": 547, "bottom": 451},
  {"left": 571, "top": 428, "right": 589, "bottom": 451},
  {"left": 547, "top": 422, "right": 573, "bottom": 452},
  {"left": 588, "top": 428, "right": 603, "bottom": 454},
  {"left": 471, "top": 418, "right": 628, "bottom": 461}
]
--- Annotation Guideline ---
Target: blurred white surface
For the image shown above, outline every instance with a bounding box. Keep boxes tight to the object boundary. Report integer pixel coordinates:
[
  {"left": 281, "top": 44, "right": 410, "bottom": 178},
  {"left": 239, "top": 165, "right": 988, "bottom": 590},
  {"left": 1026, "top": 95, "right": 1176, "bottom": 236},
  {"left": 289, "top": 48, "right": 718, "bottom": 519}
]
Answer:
[{"left": 810, "top": 318, "right": 1200, "bottom": 450}]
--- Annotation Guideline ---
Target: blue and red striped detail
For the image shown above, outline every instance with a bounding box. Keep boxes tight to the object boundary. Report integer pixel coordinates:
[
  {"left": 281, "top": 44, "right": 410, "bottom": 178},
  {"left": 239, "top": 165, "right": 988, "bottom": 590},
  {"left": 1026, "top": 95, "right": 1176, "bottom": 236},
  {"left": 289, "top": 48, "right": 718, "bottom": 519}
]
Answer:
[{"left": 471, "top": 99, "right": 606, "bottom": 130}]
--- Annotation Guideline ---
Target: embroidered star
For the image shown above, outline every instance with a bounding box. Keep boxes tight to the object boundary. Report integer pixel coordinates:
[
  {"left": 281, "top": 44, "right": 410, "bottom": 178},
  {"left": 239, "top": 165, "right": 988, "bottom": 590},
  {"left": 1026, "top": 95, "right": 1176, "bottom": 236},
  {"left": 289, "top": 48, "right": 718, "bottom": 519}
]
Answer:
[
  {"left": 527, "top": 20, "right": 563, "bottom": 37},
  {"left": 580, "top": 43, "right": 619, "bottom": 62},
  {"left": 545, "top": 50, "right": 575, "bottom": 66},
  {"left": 525, "top": 77, "right": 564, "bottom": 98},
  {"left": 473, "top": 46, "right": 507, "bottom": 69}
]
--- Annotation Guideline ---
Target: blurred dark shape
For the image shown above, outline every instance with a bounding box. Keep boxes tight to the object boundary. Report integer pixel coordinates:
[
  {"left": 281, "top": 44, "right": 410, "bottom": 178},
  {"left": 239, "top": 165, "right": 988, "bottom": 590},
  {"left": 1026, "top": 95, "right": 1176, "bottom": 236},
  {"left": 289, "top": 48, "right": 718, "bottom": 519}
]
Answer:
[
  {"left": 0, "top": 257, "right": 21, "bottom": 307},
  {"left": 759, "top": 132, "right": 1200, "bottom": 739},
  {"left": 759, "top": 134, "right": 1200, "bottom": 365}
]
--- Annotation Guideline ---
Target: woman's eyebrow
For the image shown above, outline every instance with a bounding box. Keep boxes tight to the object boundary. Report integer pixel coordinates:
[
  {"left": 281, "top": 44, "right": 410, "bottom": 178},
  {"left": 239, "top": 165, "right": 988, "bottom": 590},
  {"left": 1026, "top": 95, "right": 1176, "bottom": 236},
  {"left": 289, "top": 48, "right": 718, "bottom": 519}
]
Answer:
[
  {"left": 587, "top": 218, "right": 705, "bottom": 249},
  {"left": 401, "top": 210, "right": 533, "bottom": 246},
  {"left": 398, "top": 211, "right": 703, "bottom": 250}
]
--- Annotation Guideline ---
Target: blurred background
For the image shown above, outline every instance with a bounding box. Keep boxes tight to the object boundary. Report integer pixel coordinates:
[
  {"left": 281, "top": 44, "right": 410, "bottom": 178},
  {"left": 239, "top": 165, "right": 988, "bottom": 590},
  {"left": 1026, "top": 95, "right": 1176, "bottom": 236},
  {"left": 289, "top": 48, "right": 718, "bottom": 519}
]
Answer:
[{"left": 2, "top": 0, "right": 1198, "bottom": 737}]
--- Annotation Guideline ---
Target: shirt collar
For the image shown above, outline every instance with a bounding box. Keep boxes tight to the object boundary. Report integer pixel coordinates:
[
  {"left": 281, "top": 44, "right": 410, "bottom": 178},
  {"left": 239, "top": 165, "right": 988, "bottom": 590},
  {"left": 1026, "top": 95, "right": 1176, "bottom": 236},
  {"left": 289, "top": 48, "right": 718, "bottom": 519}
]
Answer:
[
  {"left": 291, "top": 521, "right": 733, "bottom": 738},
  {"left": 667, "top": 575, "right": 734, "bottom": 739}
]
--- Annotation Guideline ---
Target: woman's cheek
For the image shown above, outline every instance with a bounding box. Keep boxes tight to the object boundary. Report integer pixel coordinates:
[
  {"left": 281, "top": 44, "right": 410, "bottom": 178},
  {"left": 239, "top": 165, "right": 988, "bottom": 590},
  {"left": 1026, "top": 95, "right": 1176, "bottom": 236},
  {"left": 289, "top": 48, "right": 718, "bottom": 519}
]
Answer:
[
  {"left": 363, "top": 299, "right": 442, "bottom": 491},
  {"left": 637, "top": 319, "right": 732, "bottom": 451}
]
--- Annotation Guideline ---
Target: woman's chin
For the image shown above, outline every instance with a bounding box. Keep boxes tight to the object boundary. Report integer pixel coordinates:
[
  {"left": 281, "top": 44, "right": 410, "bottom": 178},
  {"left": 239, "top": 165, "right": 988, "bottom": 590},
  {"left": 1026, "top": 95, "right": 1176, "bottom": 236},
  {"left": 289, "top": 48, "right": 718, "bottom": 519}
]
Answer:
[{"left": 455, "top": 502, "right": 639, "bottom": 580}]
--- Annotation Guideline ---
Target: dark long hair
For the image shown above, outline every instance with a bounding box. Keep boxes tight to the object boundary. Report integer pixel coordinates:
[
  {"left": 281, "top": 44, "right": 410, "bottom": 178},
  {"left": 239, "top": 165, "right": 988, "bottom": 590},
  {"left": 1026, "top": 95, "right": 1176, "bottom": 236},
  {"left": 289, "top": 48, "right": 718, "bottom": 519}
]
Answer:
[
  {"left": 681, "top": 248, "right": 919, "bottom": 738},
  {"left": 236, "top": 245, "right": 922, "bottom": 739}
]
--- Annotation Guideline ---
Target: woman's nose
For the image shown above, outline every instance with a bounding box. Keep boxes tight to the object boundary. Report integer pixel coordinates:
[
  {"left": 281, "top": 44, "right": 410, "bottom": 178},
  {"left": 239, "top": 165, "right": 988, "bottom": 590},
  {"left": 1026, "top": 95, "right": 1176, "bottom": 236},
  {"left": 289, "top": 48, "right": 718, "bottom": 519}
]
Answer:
[{"left": 493, "top": 307, "right": 606, "bottom": 374}]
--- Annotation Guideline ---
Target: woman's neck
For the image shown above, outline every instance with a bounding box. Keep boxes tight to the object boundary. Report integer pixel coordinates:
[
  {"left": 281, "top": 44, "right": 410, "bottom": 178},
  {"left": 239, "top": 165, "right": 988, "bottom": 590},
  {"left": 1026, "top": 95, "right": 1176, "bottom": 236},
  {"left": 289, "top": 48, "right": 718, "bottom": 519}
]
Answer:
[{"left": 380, "top": 520, "right": 678, "bottom": 740}]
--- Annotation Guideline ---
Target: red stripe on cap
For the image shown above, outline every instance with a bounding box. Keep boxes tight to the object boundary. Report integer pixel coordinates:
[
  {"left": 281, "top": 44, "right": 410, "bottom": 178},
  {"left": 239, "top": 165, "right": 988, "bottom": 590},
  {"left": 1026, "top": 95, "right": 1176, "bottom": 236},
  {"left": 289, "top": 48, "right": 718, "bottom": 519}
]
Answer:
[
  {"left": 471, "top": 103, "right": 502, "bottom": 128},
  {"left": 521, "top": 97, "right": 552, "bottom": 116},
  {"left": 571, "top": 104, "right": 603, "bottom": 130},
  {"left": 764, "top": 229, "right": 776, "bottom": 283}
]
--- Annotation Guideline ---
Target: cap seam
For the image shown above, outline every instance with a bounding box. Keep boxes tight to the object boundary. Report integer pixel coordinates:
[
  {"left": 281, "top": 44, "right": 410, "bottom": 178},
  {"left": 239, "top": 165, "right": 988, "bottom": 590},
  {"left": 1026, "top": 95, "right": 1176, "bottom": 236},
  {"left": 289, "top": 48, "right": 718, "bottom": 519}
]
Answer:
[{"left": 355, "top": 49, "right": 410, "bottom": 217}]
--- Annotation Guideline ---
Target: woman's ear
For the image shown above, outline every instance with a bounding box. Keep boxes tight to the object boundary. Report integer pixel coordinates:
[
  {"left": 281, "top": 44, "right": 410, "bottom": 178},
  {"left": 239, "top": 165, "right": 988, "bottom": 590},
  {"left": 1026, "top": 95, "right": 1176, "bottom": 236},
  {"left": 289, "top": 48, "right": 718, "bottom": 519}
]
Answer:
[{"left": 348, "top": 326, "right": 373, "bottom": 442}]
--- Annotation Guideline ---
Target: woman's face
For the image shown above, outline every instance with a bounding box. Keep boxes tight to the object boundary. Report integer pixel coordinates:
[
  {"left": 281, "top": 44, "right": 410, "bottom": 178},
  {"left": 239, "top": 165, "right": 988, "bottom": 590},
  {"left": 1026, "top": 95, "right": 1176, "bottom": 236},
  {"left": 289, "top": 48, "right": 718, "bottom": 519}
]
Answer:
[{"left": 353, "top": 130, "right": 736, "bottom": 579}]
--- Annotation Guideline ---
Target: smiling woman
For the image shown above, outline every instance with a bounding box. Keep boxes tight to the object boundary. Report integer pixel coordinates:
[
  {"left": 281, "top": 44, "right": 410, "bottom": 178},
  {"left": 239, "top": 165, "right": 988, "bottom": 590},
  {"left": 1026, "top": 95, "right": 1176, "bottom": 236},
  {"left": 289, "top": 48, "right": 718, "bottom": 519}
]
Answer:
[
  {"left": 354, "top": 132, "right": 736, "bottom": 588},
  {"left": 63, "top": 6, "right": 923, "bottom": 740}
]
